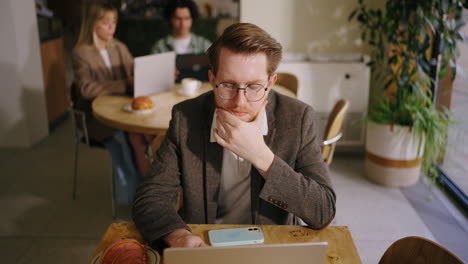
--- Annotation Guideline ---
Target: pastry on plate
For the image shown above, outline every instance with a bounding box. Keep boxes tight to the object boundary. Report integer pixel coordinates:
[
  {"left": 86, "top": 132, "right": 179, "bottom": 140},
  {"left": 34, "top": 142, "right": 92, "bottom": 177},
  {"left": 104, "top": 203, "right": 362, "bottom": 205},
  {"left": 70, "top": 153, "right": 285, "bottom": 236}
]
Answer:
[{"left": 131, "top": 96, "right": 153, "bottom": 110}]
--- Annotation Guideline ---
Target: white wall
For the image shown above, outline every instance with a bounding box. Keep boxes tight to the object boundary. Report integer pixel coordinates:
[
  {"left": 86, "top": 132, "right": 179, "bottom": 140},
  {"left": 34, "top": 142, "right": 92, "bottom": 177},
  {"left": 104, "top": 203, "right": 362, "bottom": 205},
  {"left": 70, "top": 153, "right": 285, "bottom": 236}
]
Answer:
[
  {"left": 194, "top": 0, "right": 239, "bottom": 18},
  {"left": 241, "top": 0, "right": 386, "bottom": 149},
  {"left": 241, "top": 0, "right": 385, "bottom": 54},
  {"left": 0, "top": 0, "right": 48, "bottom": 148}
]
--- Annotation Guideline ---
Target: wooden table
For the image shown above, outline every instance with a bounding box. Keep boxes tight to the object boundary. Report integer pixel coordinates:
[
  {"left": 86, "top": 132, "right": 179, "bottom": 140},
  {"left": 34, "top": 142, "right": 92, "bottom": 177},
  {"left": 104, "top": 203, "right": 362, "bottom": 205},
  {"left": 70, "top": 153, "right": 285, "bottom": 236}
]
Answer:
[
  {"left": 92, "top": 83, "right": 296, "bottom": 135},
  {"left": 89, "top": 223, "right": 362, "bottom": 264}
]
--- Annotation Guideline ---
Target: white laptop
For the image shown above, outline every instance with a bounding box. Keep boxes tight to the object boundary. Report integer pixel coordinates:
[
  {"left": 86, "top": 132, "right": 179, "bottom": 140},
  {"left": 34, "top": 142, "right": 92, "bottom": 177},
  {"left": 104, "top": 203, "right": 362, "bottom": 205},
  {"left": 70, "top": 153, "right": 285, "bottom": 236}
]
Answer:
[
  {"left": 164, "top": 242, "right": 328, "bottom": 264},
  {"left": 134, "top": 51, "right": 175, "bottom": 97}
]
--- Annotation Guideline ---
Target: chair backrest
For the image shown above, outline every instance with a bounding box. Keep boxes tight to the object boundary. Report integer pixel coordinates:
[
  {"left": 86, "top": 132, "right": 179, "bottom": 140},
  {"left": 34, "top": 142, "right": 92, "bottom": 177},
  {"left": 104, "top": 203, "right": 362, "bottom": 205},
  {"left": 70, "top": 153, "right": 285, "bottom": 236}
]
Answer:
[
  {"left": 275, "top": 72, "right": 299, "bottom": 95},
  {"left": 379, "top": 236, "right": 464, "bottom": 264},
  {"left": 322, "top": 99, "right": 349, "bottom": 165},
  {"left": 69, "top": 83, "right": 104, "bottom": 148},
  {"left": 70, "top": 103, "right": 90, "bottom": 146}
]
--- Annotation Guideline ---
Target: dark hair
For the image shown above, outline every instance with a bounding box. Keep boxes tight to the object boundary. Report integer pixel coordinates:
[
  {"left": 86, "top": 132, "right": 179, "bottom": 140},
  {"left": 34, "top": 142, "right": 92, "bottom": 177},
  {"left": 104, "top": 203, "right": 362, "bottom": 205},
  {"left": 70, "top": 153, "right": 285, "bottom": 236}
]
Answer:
[
  {"left": 207, "top": 23, "right": 283, "bottom": 76},
  {"left": 164, "top": 0, "right": 199, "bottom": 21}
]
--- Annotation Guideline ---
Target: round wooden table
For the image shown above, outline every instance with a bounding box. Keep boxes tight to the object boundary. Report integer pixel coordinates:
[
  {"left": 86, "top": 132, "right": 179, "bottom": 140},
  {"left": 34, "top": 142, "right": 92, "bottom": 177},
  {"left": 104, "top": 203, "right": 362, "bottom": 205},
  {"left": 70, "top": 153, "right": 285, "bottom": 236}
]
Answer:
[{"left": 92, "top": 83, "right": 296, "bottom": 135}]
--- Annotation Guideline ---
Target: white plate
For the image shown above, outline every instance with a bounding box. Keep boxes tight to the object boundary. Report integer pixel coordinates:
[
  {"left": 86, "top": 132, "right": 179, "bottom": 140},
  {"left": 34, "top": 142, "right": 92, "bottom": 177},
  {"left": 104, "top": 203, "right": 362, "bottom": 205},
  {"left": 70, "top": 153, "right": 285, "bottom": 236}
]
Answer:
[
  {"left": 176, "top": 87, "right": 200, "bottom": 96},
  {"left": 123, "top": 104, "right": 155, "bottom": 114},
  {"left": 91, "top": 247, "right": 160, "bottom": 264}
]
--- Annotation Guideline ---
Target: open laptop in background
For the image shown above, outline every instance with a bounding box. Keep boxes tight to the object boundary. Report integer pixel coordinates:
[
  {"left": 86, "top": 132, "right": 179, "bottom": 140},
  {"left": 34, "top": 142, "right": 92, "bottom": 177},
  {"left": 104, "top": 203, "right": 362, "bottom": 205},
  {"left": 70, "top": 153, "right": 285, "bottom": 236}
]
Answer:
[
  {"left": 175, "top": 53, "right": 210, "bottom": 83},
  {"left": 134, "top": 51, "right": 175, "bottom": 97},
  {"left": 164, "top": 242, "right": 328, "bottom": 264}
]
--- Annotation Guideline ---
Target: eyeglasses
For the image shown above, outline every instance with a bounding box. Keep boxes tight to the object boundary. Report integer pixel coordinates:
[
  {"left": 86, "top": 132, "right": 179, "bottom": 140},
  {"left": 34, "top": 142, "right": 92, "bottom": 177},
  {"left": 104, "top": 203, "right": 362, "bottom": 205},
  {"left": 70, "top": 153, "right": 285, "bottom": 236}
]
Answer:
[{"left": 215, "top": 80, "right": 269, "bottom": 102}]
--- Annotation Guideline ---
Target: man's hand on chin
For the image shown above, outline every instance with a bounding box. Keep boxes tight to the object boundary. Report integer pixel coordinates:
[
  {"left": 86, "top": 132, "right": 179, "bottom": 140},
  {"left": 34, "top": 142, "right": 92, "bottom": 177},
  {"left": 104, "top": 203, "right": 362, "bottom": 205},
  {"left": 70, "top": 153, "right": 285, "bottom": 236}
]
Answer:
[
  {"left": 213, "top": 100, "right": 274, "bottom": 177},
  {"left": 164, "top": 229, "right": 207, "bottom": 248}
]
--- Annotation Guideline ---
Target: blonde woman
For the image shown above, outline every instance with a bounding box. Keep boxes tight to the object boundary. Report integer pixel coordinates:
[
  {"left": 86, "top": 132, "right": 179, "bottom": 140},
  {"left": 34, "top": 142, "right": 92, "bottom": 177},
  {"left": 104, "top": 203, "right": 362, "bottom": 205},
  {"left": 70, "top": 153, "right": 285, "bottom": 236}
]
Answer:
[
  {"left": 72, "top": 2, "right": 149, "bottom": 204},
  {"left": 72, "top": 2, "right": 133, "bottom": 140}
]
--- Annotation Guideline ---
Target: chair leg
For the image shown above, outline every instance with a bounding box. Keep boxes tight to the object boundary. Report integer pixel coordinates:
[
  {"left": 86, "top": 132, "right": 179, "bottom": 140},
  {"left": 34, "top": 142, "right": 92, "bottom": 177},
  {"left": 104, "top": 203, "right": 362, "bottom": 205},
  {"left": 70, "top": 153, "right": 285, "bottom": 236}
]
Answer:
[{"left": 72, "top": 138, "right": 79, "bottom": 200}]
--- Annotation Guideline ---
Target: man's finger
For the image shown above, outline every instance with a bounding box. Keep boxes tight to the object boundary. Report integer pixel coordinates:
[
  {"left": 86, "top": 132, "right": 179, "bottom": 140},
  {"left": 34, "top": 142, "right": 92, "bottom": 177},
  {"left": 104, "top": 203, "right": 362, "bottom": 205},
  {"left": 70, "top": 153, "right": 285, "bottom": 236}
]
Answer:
[
  {"left": 216, "top": 113, "right": 231, "bottom": 133},
  {"left": 199, "top": 240, "right": 208, "bottom": 247},
  {"left": 215, "top": 118, "right": 229, "bottom": 140},
  {"left": 213, "top": 128, "right": 227, "bottom": 147},
  {"left": 217, "top": 108, "right": 240, "bottom": 127}
]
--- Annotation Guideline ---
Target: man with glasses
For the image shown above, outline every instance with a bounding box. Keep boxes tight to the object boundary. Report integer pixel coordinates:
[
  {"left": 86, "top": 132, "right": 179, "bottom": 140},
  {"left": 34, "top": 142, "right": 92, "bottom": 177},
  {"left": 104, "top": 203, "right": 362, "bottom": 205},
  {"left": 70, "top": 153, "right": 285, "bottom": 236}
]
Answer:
[{"left": 133, "top": 23, "right": 336, "bottom": 250}]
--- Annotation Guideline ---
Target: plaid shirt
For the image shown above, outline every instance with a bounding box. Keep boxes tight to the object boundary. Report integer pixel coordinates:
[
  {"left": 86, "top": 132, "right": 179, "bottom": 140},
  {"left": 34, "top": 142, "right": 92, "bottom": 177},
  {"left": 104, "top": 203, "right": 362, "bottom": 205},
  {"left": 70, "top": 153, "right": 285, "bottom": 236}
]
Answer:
[{"left": 151, "top": 33, "right": 212, "bottom": 54}]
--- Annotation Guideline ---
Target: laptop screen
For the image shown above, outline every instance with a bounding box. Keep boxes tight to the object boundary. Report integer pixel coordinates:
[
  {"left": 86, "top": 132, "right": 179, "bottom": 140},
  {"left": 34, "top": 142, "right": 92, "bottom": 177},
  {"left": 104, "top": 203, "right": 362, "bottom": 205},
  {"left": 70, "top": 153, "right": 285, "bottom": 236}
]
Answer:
[
  {"left": 134, "top": 52, "right": 176, "bottom": 97},
  {"left": 175, "top": 54, "right": 210, "bottom": 83},
  {"left": 164, "top": 242, "right": 328, "bottom": 264}
]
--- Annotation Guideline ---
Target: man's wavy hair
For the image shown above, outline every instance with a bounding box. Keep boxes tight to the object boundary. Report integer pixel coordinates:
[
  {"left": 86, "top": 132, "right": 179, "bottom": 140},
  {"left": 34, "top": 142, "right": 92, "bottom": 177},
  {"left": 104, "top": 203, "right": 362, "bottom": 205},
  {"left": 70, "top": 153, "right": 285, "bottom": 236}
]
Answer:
[{"left": 207, "top": 23, "right": 283, "bottom": 76}]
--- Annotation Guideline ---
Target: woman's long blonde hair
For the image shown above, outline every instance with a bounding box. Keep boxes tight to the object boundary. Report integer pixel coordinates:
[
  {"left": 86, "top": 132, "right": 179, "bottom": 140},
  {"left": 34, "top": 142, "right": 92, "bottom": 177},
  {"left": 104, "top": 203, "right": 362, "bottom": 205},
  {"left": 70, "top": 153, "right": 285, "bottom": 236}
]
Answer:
[{"left": 76, "top": 2, "right": 117, "bottom": 48}]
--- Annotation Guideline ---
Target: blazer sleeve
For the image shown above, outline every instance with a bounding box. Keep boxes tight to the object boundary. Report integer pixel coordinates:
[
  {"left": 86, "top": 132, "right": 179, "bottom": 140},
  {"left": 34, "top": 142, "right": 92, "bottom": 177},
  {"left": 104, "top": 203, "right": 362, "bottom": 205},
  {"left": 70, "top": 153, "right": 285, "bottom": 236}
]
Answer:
[
  {"left": 72, "top": 48, "right": 128, "bottom": 100},
  {"left": 132, "top": 105, "right": 190, "bottom": 248},
  {"left": 259, "top": 106, "right": 336, "bottom": 229}
]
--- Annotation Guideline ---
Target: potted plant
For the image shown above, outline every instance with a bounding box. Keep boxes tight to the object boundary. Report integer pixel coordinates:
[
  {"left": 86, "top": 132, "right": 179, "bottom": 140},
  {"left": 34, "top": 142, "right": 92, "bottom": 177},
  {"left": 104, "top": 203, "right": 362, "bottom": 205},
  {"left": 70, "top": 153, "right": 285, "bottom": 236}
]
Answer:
[{"left": 349, "top": 0, "right": 467, "bottom": 187}]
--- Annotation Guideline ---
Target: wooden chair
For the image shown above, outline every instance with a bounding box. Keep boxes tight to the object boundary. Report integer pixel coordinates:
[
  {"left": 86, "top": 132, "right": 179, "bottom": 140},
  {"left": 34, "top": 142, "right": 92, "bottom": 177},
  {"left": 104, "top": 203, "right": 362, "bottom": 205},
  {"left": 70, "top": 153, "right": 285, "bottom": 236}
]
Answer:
[
  {"left": 379, "top": 236, "right": 464, "bottom": 264},
  {"left": 70, "top": 105, "right": 87, "bottom": 201},
  {"left": 322, "top": 99, "right": 349, "bottom": 165},
  {"left": 147, "top": 134, "right": 165, "bottom": 162},
  {"left": 276, "top": 72, "right": 299, "bottom": 95}
]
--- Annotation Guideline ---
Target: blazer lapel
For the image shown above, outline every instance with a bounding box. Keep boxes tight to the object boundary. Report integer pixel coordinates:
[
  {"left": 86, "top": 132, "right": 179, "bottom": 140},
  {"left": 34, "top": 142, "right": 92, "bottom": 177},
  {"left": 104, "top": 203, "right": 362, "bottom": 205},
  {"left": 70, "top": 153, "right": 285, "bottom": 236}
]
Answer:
[
  {"left": 202, "top": 93, "right": 223, "bottom": 222},
  {"left": 108, "top": 43, "right": 121, "bottom": 79},
  {"left": 264, "top": 91, "right": 277, "bottom": 148}
]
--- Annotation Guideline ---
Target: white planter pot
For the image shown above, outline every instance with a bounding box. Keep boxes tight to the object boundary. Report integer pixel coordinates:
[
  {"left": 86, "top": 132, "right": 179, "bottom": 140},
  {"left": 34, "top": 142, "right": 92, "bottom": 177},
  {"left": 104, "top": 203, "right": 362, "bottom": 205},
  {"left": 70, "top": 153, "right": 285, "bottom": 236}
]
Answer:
[{"left": 365, "top": 120, "right": 424, "bottom": 187}]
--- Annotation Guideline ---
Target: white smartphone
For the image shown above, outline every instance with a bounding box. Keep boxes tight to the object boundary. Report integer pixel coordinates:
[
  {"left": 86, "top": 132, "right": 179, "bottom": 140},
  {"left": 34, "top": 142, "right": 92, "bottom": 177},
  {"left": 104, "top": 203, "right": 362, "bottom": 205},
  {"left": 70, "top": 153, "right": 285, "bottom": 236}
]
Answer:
[{"left": 208, "top": 227, "right": 265, "bottom": 247}]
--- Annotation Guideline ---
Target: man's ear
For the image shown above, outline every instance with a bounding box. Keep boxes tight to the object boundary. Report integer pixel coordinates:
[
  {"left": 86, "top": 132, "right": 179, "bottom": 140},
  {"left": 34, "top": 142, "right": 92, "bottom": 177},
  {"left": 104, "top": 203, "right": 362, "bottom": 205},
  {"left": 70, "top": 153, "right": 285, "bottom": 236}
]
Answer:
[
  {"left": 208, "top": 69, "right": 216, "bottom": 89},
  {"left": 269, "top": 73, "right": 277, "bottom": 88}
]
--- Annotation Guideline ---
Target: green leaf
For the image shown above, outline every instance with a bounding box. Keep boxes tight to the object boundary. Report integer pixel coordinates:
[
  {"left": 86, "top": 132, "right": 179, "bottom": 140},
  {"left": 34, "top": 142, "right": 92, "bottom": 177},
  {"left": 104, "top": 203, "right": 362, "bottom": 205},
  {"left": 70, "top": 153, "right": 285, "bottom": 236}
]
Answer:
[
  {"left": 438, "top": 66, "right": 448, "bottom": 79},
  {"left": 357, "top": 13, "right": 367, "bottom": 23},
  {"left": 451, "top": 66, "right": 457, "bottom": 80},
  {"left": 388, "top": 55, "right": 398, "bottom": 65},
  {"left": 348, "top": 10, "right": 358, "bottom": 21}
]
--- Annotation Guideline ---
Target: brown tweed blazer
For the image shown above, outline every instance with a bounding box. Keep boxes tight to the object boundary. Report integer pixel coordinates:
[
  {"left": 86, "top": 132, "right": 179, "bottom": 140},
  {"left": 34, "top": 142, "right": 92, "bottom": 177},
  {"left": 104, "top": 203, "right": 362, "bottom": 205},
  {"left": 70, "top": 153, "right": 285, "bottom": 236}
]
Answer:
[
  {"left": 71, "top": 39, "right": 133, "bottom": 141},
  {"left": 133, "top": 91, "right": 336, "bottom": 248}
]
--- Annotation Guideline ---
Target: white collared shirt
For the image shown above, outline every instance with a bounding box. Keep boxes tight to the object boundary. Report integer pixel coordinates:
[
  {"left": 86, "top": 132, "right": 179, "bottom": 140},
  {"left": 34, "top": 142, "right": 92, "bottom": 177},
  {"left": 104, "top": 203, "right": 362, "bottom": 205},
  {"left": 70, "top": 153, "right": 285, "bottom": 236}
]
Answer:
[
  {"left": 210, "top": 110, "right": 268, "bottom": 224},
  {"left": 99, "top": 49, "right": 112, "bottom": 70}
]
